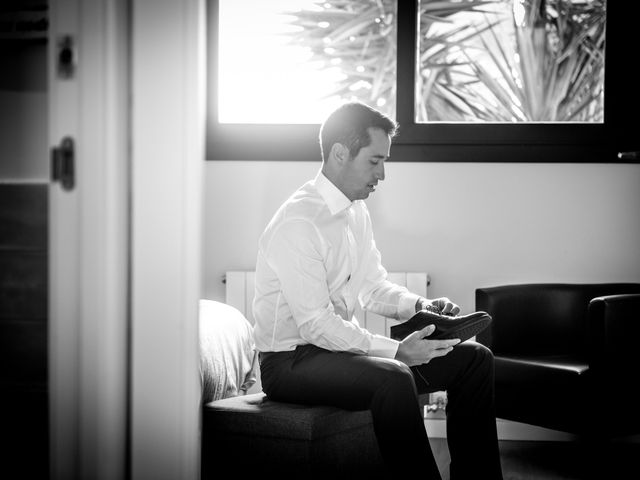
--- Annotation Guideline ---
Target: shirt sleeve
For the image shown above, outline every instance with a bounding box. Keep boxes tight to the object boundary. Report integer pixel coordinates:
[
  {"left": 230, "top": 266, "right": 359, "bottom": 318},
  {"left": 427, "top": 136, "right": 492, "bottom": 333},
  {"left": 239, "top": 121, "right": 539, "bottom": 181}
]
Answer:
[
  {"left": 267, "top": 218, "right": 393, "bottom": 355},
  {"left": 357, "top": 206, "right": 422, "bottom": 321}
]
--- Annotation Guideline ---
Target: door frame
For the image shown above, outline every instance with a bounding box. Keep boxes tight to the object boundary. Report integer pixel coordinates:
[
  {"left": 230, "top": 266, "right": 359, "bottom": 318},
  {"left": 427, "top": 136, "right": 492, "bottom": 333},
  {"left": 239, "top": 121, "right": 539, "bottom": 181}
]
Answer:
[
  {"left": 49, "top": 0, "right": 204, "bottom": 478},
  {"left": 130, "top": 0, "right": 204, "bottom": 478}
]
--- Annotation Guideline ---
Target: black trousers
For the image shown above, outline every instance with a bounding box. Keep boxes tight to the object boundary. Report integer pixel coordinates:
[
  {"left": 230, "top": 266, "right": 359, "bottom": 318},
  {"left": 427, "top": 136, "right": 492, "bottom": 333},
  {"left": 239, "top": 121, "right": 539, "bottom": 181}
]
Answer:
[{"left": 259, "top": 341, "right": 503, "bottom": 479}]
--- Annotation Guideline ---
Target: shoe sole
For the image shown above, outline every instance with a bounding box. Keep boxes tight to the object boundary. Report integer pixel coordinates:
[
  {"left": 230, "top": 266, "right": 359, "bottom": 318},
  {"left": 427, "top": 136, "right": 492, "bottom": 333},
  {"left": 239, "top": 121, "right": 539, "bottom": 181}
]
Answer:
[
  {"left": 431, "top": 314, "right": 491, "bottom": 343},
  {"left": 390, "top": 311, "right": 492, "bottom": 344}
]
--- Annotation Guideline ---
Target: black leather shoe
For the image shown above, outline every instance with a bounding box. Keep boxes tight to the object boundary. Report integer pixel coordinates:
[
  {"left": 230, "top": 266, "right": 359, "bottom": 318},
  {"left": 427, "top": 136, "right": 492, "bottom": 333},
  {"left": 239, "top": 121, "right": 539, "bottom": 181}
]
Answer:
[{"left": 390, "top": 310, "right": 492, "bottom": 343}]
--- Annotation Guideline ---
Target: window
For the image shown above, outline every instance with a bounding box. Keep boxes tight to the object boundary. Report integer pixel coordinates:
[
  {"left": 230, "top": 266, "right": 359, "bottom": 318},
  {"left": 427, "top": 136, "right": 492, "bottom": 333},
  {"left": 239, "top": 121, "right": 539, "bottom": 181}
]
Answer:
[
  {"left": 206, "top": 0, "right": 639, "bottom": 162},
  {"left": 414, "top": 0, "right": 605, "bottom": 124},
  {"left": 217, "top": 0, "right": 397, "bottom": 123}
]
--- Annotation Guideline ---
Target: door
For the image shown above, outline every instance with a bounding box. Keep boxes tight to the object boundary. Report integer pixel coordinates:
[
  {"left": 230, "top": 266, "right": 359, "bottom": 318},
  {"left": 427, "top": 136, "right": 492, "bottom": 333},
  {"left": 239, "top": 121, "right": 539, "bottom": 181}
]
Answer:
[{"left": 48, "top": 0, "right": 129, "bottom": 478}]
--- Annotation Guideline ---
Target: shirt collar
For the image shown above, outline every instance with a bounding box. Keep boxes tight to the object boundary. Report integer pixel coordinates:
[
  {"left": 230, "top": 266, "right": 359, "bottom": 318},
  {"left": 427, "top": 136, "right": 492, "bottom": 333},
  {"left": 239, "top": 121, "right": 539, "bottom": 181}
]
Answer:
[{"left": 313, "top": 170, "right": 352, "bottom": 216}]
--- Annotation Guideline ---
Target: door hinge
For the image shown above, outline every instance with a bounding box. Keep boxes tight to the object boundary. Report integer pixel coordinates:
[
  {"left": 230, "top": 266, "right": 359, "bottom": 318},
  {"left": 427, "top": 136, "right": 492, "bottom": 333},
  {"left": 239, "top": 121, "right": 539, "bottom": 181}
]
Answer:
[
  {"left": 51, "top": 136, "right": 75, "bottom": 191},
  {"left": 57, "top": 35, "right": 76, "bottom": 79}
]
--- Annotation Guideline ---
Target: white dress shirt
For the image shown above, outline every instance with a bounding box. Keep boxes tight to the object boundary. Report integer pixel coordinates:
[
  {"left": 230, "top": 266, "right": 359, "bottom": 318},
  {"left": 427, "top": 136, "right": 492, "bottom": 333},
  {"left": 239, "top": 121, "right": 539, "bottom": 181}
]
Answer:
[{"left": 252, "top": 171, "right": 420, "bottom": 359}]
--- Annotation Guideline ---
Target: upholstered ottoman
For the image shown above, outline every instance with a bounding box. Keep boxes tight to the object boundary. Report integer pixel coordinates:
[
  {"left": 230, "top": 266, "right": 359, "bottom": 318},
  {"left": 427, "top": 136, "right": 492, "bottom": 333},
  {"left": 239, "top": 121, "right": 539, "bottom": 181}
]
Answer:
[
  {"left": 201, "top": 391, "right": 384, "bottom": 477},
  {"left": 199, "top": 299, "right": 385, "bottom": 477}
]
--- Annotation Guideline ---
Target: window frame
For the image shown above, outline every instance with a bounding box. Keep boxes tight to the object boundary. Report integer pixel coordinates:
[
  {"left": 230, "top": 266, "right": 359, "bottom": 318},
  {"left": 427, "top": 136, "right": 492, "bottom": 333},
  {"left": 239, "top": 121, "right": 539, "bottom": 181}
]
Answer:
[{"left": 206, "top": 0, "right": 639, "bottom": 163}]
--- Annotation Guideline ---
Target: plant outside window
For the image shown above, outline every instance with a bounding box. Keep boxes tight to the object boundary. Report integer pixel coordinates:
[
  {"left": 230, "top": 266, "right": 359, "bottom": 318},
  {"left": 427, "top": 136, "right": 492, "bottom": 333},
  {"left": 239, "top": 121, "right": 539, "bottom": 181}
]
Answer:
[{"left": 283, "top": 0, "right": 606, "bottom": 123}]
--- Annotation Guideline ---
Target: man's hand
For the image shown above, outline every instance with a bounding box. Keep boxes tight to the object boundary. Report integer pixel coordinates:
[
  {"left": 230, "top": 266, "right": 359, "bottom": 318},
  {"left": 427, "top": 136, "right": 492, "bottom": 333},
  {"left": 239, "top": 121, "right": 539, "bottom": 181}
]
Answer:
[
  {"left": 394, "top": 324, "right": 460, "bottom": 367},
  {"left": 416, "top": 297, "right": 461, "bottom": 316}
]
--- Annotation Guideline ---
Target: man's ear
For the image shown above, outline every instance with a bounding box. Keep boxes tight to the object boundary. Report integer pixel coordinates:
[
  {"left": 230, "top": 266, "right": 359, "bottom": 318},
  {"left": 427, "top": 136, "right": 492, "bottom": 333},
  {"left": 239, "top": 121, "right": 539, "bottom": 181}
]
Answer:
[{"left": 330, "top": 143, "right": 349, "bottom": 164}]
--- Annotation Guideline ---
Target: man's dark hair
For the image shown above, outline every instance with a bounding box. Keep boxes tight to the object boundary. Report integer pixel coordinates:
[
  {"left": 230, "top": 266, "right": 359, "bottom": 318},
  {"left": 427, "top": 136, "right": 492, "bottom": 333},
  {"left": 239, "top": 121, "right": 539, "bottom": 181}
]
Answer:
[{"left": 319, "top": 102, "right": 398, "bottom": 162}]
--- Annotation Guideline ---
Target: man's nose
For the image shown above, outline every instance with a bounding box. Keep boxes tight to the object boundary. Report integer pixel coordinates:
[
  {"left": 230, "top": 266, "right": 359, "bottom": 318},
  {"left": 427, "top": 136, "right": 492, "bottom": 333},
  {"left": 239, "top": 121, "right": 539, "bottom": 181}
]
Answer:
[{"left": 376, "top": 162, "right": 385, "bottom": 181}]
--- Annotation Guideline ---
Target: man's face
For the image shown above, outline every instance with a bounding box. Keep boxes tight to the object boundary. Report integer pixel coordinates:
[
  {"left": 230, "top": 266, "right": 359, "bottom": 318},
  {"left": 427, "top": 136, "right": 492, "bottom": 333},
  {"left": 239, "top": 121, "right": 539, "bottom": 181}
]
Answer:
[{"left": 340, "top": 127, "right": 390, "bottom": 201}]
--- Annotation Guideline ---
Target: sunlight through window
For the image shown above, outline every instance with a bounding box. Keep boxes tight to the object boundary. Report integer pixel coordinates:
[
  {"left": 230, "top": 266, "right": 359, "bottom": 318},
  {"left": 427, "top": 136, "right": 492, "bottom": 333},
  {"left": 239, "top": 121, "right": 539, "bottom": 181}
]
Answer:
[{"left": 218, "top": 0, "right": 397, "bottom": 124}]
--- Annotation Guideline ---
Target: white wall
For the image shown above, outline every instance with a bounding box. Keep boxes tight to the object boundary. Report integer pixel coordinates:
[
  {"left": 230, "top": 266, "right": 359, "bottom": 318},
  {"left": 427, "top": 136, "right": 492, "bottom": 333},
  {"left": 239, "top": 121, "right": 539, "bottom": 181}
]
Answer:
[{"left": 204, "top": 160, "right": 640, "bottom": 312}]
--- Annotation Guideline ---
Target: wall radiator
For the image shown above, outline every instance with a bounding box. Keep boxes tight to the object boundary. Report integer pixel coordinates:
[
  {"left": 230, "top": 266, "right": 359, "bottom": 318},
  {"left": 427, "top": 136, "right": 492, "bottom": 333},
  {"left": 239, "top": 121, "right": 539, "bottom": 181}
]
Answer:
[{"left": 224, "top": 271, "right": 428, "bottom": 338}]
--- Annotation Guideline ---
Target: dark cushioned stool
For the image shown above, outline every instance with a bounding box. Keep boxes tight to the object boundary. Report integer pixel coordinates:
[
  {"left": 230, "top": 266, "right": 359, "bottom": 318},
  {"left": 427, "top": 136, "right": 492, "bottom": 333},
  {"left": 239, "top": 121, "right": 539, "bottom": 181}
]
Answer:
[{"left": 201, "top": 392, "right": 384, "bottom": 478}]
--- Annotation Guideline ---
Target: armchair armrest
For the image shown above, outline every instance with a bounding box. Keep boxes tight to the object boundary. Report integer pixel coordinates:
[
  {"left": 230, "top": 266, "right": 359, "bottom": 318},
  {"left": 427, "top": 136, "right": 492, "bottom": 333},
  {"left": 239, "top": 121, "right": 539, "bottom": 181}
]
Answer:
[{"left": 587, "top": 294, "right": 640, "bottom": 378}]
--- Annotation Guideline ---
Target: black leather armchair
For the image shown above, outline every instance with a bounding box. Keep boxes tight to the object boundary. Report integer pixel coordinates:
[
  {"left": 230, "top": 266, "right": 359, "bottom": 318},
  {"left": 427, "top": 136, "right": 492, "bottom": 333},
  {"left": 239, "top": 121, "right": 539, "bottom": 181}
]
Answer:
[{"left": 475, "top": 283, "right": 640, "bottom": 438}]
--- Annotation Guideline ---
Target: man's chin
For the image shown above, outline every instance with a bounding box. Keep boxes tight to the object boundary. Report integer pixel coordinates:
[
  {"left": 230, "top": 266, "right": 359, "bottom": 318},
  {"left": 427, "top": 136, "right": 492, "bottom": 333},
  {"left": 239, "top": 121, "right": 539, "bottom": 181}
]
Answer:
[{"left": 361, "top": 187, "right": 376, "bottom": 199}]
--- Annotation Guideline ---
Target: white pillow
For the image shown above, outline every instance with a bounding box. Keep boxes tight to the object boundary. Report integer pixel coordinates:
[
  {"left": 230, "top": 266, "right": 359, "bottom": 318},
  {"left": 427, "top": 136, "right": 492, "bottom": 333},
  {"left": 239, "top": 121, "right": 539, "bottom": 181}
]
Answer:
[{"left": 199, "top": 300, "right": 259, "bottom": 404}]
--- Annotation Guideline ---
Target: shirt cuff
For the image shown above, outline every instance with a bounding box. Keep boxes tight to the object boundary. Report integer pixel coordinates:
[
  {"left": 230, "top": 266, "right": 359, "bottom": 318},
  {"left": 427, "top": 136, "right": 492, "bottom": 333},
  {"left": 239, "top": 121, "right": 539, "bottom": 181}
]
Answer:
[
  {"left": 368, "top": 334, "right": 400, "bottom": 359},
  {"left": 398, "top": 292, "right": 422, "bottom": 319}
]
